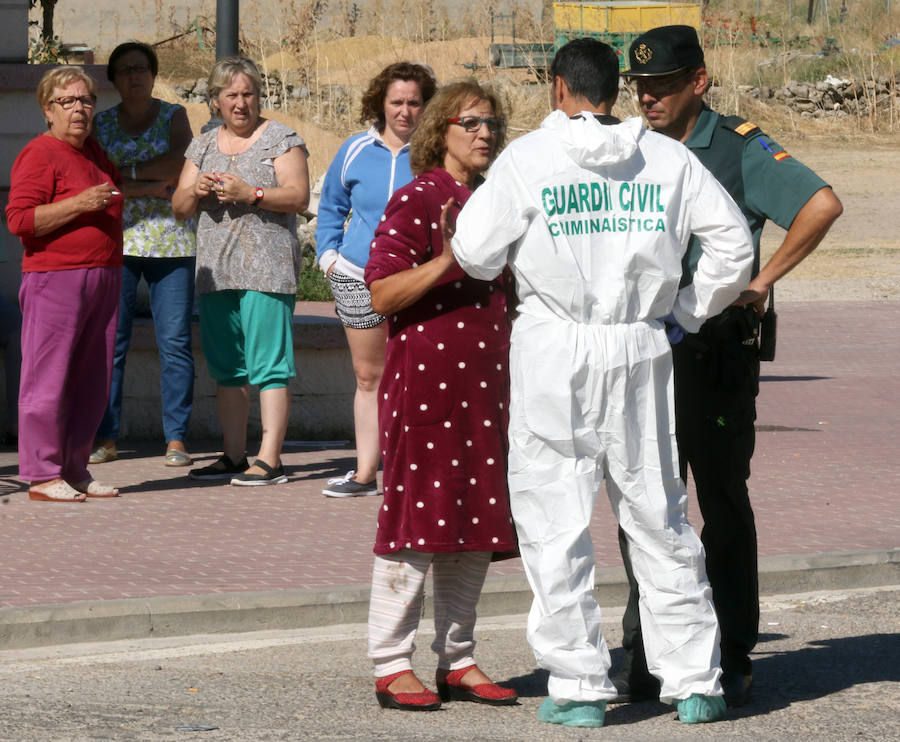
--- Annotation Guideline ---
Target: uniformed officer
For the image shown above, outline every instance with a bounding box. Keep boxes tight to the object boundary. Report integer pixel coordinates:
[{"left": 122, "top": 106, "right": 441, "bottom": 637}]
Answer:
[{"left": 615, "top": 25, "right": 843, "bottom": 707}]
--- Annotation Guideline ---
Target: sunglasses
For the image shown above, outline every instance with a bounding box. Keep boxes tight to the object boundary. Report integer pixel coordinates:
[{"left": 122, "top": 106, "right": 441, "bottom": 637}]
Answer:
[
  {"left": 631, "top": 71, "right": 694, "bottom": 97},
  {"left": 447, "top": 116, "right": 505, "bottom": 134},
  {"left": 52, "top": 95, "right": 98, "bottom": 110}
]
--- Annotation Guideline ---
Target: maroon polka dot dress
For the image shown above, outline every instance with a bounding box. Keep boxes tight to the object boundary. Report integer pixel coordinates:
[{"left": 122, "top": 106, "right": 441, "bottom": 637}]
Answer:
[{"left": 364, "top": 168, "right": 517, "bottom": 557}]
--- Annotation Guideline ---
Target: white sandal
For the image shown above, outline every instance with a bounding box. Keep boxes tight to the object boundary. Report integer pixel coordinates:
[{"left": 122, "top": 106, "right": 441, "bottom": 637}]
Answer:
[
  {"left": 71, "top": 479, "right": 120, "bottom": 498},
  {"left": 29, "top": 479, "right": 87, "bottom": 502}
]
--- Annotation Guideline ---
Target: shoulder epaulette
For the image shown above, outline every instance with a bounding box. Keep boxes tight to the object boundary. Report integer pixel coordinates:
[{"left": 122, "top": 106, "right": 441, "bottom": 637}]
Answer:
[
  {"left": 722, "top": 115, "right": 792, "bottom": 161},
  {"left": 722, "top": 115, "right": 761, "bottom": 138}
]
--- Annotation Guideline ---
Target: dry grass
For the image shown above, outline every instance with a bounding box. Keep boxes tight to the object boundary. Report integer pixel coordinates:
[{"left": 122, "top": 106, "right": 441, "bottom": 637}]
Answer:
[{"left": 144, "top": 0, "right": 900, "bottom": 179}]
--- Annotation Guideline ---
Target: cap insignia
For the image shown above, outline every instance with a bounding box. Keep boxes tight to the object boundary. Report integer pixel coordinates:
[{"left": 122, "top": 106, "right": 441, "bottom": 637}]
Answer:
[{"left": 634, "top": 43, "right": 653, "bottom": 65}]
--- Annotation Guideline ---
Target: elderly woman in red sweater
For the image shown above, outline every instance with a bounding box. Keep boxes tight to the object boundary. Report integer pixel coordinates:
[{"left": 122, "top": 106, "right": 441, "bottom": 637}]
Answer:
[{"left": 5, "top": 66, "right": 123, "bottom": 502}]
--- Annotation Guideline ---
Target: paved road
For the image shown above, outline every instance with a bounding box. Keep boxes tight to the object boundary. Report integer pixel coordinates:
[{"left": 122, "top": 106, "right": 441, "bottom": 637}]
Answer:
[
  {"left": 0, "top": 587, "right": 897, "bottom": 741},
  {"left": 0, "top": 301, "right": 897, "bottom": 647}
]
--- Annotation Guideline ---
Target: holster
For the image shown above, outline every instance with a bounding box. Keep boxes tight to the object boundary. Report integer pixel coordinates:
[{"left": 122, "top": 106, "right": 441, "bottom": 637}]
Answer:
[{"left": 758, "top": 290, "right": 777, "bottom": 362}]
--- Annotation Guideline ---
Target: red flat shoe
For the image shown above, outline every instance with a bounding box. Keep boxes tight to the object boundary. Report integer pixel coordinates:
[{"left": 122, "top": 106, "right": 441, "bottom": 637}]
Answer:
[
  {"left": 375, "top": 670, "right": 441, "bottom": 711},
  {"left": 436, "top": 665, "right": 518, "bottom": 706}
]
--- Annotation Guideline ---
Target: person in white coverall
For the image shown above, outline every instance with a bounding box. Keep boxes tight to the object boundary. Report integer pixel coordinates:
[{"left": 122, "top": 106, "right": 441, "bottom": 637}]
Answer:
[{"left": 450, "top": 38, "right": 755, "bottom": 728}]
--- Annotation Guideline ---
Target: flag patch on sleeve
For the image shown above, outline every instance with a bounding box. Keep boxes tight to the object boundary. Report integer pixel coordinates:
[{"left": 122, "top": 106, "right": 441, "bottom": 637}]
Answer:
[{"left": 757, "top": 137, "right": 792, "bottom": 161}]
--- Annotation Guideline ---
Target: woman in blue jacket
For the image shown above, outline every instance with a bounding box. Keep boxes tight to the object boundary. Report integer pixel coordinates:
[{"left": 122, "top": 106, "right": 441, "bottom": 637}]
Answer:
[{"left": 316, "top": 62, "right": 436, "bottom": 497}]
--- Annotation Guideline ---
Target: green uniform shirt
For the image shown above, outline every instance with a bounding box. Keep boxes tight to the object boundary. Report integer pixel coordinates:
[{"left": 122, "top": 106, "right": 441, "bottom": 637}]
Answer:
[{"left": 682, "top": 105, "right": 828, "bottom": 280}]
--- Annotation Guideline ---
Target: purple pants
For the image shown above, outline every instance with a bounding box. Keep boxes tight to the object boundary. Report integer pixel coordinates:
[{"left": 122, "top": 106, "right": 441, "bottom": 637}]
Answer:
[{"left": 18, "top": 267, "right": 120, "bottom": 482}]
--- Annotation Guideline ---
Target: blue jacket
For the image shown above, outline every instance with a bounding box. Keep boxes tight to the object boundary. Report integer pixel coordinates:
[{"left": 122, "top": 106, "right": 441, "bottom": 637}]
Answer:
[{"left": 315, "top": 127, "right": 413, "bottom": 278}]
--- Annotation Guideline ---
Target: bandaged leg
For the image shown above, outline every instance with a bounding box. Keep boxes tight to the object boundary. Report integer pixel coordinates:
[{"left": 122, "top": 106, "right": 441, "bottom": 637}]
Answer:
[{"left": 367, "top": 551, "right": 431, "bottom": 677}]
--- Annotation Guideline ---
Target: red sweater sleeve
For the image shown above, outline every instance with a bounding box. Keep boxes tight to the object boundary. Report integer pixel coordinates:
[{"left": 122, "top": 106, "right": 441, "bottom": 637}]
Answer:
[{"left": 5, "top": 141, "right": 48, "bottom": 238}]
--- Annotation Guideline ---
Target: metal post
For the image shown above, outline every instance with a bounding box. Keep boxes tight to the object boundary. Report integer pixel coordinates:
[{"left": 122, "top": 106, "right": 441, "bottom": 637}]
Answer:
[
  {"left": 204, "top": 0, "right": 240, "bottom": 132},
  {"left": 216, "top": 0, "right": 239, "bottom": 59}
]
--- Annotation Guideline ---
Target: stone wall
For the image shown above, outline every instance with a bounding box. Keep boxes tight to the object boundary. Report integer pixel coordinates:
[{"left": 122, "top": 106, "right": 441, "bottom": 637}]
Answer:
[
  {"left": 118, "top": 310, "right": 356, "bottom": 442},
  {"left": 0, "top": 308, "right": 357, "bottom": 443},
  {"left": 733, "top": 75, "right": 899, "bottom": 119}
]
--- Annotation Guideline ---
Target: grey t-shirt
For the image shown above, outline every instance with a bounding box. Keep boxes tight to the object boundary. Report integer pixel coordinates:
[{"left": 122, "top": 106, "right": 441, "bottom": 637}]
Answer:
[{"left": 185, "top": 119, "right": 308, "bottom": 295}]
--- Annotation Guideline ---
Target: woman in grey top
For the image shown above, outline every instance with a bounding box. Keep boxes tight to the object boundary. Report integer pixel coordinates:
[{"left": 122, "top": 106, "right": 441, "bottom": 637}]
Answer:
[{"left": 173, "top": 56, "right": 310, "bottom": 486}]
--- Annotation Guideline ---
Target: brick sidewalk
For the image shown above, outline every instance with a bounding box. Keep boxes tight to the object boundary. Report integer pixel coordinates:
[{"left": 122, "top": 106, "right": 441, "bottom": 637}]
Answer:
[{"left": 0, "top": 301, "right": 897, "bottom": 609}]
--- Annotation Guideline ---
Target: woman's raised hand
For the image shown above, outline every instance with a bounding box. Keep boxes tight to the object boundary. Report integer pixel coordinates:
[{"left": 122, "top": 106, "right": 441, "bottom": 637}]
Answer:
[{"left": 438, "top": 197, "right": 459, "bottom": 267}]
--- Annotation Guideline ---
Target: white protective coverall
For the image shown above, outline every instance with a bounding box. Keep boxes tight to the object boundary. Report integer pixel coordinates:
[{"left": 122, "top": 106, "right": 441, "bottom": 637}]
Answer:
[{"left": 452, "top": 111, "right": 754, "bottom": 704}]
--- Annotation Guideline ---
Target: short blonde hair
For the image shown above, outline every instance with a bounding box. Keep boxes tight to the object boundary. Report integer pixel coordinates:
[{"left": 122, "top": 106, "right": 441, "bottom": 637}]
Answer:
[
  {"left": 409, "top": 80, "right": 506, "bottom": 176},
  {"left": 37, "top": 66, "right": 98, "bottom": 111},
  {"left": 207, "top": 56, "right": 264, "bottom": 114}
]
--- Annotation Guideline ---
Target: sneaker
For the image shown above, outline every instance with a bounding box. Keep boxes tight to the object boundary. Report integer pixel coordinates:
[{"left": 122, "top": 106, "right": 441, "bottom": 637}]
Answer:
[
  {"left": 231, "top": 460, "right": 288, "bottom": 486},
  {"left": 189, "top": 454, "right": 249, "bottom": 480},
  {"left": 322, "top": 470, "right": 379, "bottom": 498}
]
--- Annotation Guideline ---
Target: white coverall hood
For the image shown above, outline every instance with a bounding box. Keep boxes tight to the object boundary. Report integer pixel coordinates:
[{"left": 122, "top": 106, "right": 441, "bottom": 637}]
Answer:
[{"left": 550, "top": 109, "right": 643, "bottom": 169}]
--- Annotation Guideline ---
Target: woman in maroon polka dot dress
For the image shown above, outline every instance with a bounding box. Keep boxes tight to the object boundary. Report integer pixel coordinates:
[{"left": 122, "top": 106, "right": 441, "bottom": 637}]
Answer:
[{"left": 363, "top": 81, "right": 518, "bottom": 711}]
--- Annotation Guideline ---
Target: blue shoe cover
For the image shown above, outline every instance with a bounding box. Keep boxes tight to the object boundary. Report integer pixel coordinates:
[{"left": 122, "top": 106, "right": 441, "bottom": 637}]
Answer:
[
  {"left": 676, "top": 693, "right": 727, "bottom": 723},
  {"left": 538, "top": 697, "right": 606, "bottom": 727}
]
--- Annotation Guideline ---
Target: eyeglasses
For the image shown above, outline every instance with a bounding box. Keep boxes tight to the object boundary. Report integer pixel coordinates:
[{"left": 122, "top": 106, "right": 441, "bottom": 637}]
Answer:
[
  {"left": 447, "top": 116, "right": 505, "bottom": 134},
  {"left": 630, "top": 71, "right": 694, "bottom": 98},
  {"left": 51, "top": 95, "right": 98, "bottom": 110},
  {"left": 114, "top": 64, "right": 151, "bottom": 76}
]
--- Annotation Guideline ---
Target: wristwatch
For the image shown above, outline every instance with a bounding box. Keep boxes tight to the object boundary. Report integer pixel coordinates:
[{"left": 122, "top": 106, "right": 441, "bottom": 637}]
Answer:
[{"left": 252, "top": 187, "right": 264, "bottom": 206}]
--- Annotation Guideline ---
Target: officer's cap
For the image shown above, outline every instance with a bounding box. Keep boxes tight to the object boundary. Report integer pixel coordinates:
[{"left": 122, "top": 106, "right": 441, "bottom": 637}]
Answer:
[{"left": 623, "top": 25, "right": 705, "bottom": 77}]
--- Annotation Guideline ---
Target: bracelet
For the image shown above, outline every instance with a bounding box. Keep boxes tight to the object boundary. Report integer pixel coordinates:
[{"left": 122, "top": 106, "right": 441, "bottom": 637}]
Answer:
[{"left": 131, "top": 163, "right": 137, "bottom": 180}]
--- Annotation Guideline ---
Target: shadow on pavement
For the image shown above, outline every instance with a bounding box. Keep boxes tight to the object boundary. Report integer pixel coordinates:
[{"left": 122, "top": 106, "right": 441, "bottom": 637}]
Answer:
[
  {"left": 760, "top": 375, "right": 830, "bottom": 382},
  {"left": 735, "top": 633, "right": 900, "bottom": 717},
  {"left": 113, "top": 454, "right": 359, "bottom": 493},
  {"left": 502, "top": 633, "right": 899, "bottom": 725}
]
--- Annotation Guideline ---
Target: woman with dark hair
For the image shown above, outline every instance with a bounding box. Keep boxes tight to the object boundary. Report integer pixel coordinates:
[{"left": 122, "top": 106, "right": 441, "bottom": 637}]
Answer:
[
  {"left": 362, "top": 80, "right": 516, "bottom": 711},
  {"left": 6, "top": 66, "right": 123, "bottom": 501},
  {"left": 90, "top": 41, "right": 197, "bottom": 467},
  {"left": 172, "top": 56, "right": 309, "bottom": 486},
  {"left": 316, "top": 61, "right": 436, "bottom": 498}
]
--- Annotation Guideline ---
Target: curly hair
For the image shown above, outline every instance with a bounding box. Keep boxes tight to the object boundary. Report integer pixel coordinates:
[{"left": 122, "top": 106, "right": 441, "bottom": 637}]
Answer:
[
  {"left": 409, "top": 80, "right": 506, "bottom": 176},
  {"left": 359, "top": 61, "right": 437, "bottom": 131}
]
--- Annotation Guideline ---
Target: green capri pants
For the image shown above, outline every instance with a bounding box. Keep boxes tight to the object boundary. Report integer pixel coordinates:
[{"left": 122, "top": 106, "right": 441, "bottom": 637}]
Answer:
[{"left": 199, "top": 290, "right": 295, "bottom": 391}]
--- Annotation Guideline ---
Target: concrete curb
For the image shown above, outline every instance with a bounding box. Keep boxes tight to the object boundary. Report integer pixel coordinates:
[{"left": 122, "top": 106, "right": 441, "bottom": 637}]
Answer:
[{"left": 1, "top": 548, "right": 897, "bottom": 651}]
